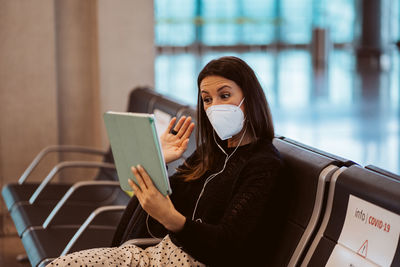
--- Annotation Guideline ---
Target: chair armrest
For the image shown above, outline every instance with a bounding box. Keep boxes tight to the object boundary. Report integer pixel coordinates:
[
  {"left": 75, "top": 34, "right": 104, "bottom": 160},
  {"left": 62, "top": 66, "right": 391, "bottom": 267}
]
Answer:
[
  {"left": 42, "top": 181, "right": 121, "bottom": 228},
  {"left": 18, "top": 145, "right": 108, "bottom": 184},
  {"left": 121, "top": 238, "right": 162, "bottom": 247},
  {"left": 29, "top": 161, "right": 115, "bottom": 204},
  {"left": 61, "top": 205, "right": 126, "bottom": 256},
  {"left": 287, "top": 164, "right": 339, "bottom": 266}
]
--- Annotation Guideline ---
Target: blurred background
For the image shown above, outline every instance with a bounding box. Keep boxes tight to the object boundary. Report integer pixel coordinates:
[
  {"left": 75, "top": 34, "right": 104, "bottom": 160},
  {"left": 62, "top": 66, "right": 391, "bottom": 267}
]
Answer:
[
  {"left": 0, "top": 0, "right": 399, "bottom": 261},
  {"left": 154, "top": 0, "right": 400, "bottom": 176}
]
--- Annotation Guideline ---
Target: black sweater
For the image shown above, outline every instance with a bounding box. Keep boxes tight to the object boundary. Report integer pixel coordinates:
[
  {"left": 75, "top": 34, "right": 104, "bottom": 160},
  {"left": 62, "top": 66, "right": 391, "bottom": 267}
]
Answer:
[{"left": 167, "top": 139, "right": 285, "bottom": 266}]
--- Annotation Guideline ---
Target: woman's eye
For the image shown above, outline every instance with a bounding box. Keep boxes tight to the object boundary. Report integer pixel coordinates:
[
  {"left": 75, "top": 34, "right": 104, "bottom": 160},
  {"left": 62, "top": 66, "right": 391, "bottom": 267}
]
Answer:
[
  {"left": 220, "top": 93, "right": 230, "bottom": 99},
  {"left": 203, "top": 97, "right": 212, "bottom": 104}
]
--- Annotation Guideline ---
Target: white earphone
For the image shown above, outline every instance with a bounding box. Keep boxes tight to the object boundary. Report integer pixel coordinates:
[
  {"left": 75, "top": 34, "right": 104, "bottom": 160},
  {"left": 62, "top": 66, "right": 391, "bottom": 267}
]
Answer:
[
  {"left": 191, "top": 127, "right": 247, "bottom": 222},
  {"left": 146, "top": 126, "right": 247, "bottom": 238}
]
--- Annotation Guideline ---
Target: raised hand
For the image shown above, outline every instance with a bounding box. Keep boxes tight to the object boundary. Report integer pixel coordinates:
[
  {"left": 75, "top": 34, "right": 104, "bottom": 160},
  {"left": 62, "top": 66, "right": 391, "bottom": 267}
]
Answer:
[{"left": 160, "top": 116, "right": 195, "bottom": 164}]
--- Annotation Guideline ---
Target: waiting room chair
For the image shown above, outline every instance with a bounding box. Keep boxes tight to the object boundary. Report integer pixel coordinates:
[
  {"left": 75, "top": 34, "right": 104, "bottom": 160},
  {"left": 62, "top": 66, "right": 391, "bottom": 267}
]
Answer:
[
  {"left": 301, "top": 165, "right": 400, "bottom": 266},
  {"left": 270, "top": 138, "right": 351, "bottom": 266},
  {"left": 18, "top": 90, "right": 197, "bottom": 267}
]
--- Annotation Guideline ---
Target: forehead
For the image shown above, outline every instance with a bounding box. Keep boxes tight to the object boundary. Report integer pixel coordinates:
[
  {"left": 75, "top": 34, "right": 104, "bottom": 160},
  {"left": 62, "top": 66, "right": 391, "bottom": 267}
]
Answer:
[{"left": 199, "top": 75, "right": 238, "bottom": 91}]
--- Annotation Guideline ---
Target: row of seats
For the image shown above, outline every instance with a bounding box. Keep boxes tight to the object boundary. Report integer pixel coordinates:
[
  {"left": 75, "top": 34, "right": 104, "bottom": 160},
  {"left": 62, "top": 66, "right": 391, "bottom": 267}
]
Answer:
[
  {"left": 274, "top": 139, "right": 400, "bottom": 267},
  {"left": 2, "top": 87, "right": 400, "bottom": 266},
  {"left": 2, "top": 87, "right": 196, "bottom": 266}
]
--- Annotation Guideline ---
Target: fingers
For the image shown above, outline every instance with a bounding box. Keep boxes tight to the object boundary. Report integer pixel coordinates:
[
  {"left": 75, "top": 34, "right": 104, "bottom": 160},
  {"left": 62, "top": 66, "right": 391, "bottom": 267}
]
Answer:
[
  {"left": 180, "top": 122, "right": 195, "bottom": 141},
  {"left": 172, "top": 116, "right": 186, "bottom": 135},
  {"left": 174, "top": 117, "right": 194, "bottom": 139},
  {"left": 129, "top": 165, "right": 163, "bottom": 214},
  {"left": 131, "top": 166, "right": 148, "bottom": 190},
  {"left": 128, "top": 178, "right": 145, "bottom": 205},
  {"left": 169, "top": 116, "right": 194, "bottom": 139},
  {"left": 128, "top": 178, "right": 141, "bottom": 193},
  {"left": 131, "top": 165, "right": 156, "bottom": 191},
  {"left": 180, "top": 139, "right": 189, "bottom": 151},
  {"left": 177, "top": 117, "right": 192, "bottom": 138},
  {"left": 136, "top": 165, "right": 154, "bottom": 189},
  {"left": 165, "top": 117, "right": 177, "bottom": 134}
]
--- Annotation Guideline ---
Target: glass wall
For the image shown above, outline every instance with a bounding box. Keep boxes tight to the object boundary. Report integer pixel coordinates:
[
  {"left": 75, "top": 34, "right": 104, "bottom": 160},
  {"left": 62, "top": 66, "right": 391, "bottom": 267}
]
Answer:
[
  {"left": 153, "top": 0, "right": 400, "bottom": 174},
  {"left": 154, "top": 0, "right": 356, "bottom": 104}
]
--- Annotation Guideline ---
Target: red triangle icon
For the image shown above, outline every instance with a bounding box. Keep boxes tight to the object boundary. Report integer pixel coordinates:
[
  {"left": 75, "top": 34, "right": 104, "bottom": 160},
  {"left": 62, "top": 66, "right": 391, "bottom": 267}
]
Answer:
[{"left": 357, "top": 240, "right": 368, "bottom": 258}]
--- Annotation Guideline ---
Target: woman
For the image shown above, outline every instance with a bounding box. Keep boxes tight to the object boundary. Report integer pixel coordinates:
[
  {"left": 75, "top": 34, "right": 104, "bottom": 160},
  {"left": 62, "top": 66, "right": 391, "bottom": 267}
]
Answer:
[{"left": 48, "top": 56, "right": 284, "bottom": 266}]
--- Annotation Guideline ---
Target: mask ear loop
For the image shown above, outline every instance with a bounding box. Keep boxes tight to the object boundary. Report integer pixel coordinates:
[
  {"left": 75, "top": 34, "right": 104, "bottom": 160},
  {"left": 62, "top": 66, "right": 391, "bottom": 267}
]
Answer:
[
  {"left": 191, "top": 127, "right": 247, "bottom": 222},
  {"left": 238, "top": 97, "right": 245, "bottom": 108}
]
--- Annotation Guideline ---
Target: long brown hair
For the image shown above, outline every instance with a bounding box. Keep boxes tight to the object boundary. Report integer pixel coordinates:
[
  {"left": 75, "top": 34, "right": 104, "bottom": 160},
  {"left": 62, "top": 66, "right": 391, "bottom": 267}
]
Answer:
[{"left": 178, "top": 56, "right": 275, "bottom": 181}]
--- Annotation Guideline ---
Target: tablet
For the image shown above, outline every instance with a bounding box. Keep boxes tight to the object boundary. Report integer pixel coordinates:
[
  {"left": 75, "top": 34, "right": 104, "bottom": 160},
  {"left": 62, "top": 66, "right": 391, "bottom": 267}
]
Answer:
[{"left": 103, "top": 111, "right": 171, "bottom": 196}]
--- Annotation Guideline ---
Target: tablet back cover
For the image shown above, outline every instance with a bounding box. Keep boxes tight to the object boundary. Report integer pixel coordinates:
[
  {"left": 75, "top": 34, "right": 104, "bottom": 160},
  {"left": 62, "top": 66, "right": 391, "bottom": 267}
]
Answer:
[{"left": 103, "top": 111, "right": 171, "bottom": 196}]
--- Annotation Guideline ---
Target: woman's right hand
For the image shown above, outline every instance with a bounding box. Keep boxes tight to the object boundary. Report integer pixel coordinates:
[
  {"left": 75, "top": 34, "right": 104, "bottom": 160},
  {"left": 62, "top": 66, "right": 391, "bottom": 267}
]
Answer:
[{"left": 160, "top": 116, "right": 195, "bottom": 164}]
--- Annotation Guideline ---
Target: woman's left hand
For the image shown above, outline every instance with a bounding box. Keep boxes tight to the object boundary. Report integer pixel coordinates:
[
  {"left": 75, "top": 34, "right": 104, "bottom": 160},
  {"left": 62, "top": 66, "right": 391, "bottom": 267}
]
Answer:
[
  {"left": 160, "top": 116, "right": 195, "bottom": 164},
  {"left": 128, "top": 165, "right": 186, "bottom": 232}
]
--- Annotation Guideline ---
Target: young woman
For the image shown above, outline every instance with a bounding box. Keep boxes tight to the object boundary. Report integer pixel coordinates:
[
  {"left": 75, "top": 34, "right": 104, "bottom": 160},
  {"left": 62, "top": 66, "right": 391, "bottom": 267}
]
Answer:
[{"left": 48, "top": 56, "right": 284, "bottom": 266}]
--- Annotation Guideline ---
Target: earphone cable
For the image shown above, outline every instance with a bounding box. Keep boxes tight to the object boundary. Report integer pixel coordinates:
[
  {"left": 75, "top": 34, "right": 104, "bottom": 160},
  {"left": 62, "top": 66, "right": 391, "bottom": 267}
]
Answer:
[{"left": 191, "top": 127, "right": 247, "bottom": 221}]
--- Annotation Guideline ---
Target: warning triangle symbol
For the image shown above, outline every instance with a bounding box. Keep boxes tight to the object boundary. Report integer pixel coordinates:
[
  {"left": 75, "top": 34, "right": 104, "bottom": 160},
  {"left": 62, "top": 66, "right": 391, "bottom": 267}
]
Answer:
[{"left": 357, "top": 240, "right": 368, "bottom": 258}]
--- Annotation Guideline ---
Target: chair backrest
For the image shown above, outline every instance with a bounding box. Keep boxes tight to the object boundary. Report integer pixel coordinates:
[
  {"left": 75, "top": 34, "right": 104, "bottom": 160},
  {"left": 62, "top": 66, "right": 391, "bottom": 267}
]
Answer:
[
  {"left": 271, "top": 138, "right": 343, "bottom": 266},
  {"left": 366, "top": 164, "right": 400, "bottom": 182},
  {"left": 281, "top": 137, "right": 355, "bottom": 167},
  {"left": 301, "top": 165, "right": 400, "bottom": 266},
  {"left": 127, "top": 86, "right": 160, "bottom": 114}
]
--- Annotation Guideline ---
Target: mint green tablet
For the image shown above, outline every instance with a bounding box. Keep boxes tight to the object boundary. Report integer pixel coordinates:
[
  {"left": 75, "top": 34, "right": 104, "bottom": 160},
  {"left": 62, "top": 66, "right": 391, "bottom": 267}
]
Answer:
[{"left": 103, "top": 111, "right": 171, "bottom": 196}]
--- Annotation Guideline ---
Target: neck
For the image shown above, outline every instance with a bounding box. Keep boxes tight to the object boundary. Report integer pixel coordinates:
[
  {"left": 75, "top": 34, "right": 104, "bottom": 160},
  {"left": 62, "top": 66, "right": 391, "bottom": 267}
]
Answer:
[{"left": 227, "top": 128, "right": 253, "bottom": 148}]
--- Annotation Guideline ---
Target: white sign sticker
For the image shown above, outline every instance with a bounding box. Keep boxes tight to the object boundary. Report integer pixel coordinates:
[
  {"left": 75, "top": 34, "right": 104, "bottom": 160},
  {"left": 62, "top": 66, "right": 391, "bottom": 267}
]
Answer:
[
  {"left": 330, "top": 194, "right": 400, "bottom": 266},
  {"left": 153, "top": 109, "right": 172, "bottom": 137},
  {"left": 326, "top": 245, "right": 379, "bottom": 267}
]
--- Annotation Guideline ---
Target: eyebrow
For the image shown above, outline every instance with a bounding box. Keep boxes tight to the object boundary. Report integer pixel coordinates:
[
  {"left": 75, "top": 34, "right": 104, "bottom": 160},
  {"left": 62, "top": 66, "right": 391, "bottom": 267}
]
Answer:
[{"left": 201, "top": 85, "right": 232, "bottom": 94}]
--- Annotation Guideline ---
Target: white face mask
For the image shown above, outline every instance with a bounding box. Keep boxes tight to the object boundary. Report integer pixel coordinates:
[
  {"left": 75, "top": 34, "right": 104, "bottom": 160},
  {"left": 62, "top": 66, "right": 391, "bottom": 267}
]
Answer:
[{"left": 206, "top": 98, "right": 245, "bottom": 140}]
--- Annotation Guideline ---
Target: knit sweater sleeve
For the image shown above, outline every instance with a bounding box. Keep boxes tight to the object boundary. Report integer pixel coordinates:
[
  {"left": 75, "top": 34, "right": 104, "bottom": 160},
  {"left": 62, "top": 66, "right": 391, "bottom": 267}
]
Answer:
[{"left": 170, "top": 155, "right": 283, "bottom": 265}]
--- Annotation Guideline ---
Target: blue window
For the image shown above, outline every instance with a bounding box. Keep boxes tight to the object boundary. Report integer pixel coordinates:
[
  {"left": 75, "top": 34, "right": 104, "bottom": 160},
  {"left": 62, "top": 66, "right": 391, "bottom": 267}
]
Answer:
[{"left": 154, "top": 0, "right": 356, "bottom": 104}]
